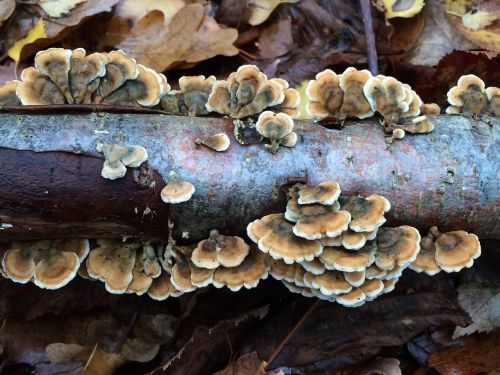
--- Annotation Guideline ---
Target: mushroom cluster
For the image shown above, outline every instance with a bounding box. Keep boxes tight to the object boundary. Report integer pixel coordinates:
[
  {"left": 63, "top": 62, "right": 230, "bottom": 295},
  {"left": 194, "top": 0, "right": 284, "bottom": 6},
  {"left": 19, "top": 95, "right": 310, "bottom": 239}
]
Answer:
[
  {"left": 96, "top": 143, "right": 148, "bottom": 180},
  {"left": 0, "top": 48, "right": 169, "bottom": 107},
  {"left": 446, "top": 74, "right": 499, "bottom": 116},
  {"left": 410, "top": 226, "right": 481, "bottom": 275},
  {"left": 161, "top": 75, "right": 216, "bottom": 116},
  {"left": 247, "top": 180, "right": 425, "bottom": 307}
]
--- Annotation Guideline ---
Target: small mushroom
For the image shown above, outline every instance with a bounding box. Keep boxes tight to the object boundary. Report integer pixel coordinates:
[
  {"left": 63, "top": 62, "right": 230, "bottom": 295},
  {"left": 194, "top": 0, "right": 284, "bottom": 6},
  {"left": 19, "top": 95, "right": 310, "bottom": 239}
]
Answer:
[
  {"left": 178, "top": 75, "right": 216, "bottom": 116},
  {"left": 375, "top": 226, "right": 420, "bottom": 270},
  {"left": 338, "top": 194, "right": 391, "bottom": 233},
  {"left": 384, "top": 265, "right": 405, "bottom": 280},
  {"left": 212, "top": 247, "right": 270, "bottom": 291},
  {"left": 364, "top": 76, "right": 406, "bottom": 126},
  {"left": 189, "top": 262, "right": 215, "bottom": 287},
  {"left": 421, "top": 103, "right": 441, "bottom": 115},
  {"left": 274, "top": 87, "right": 301, "bottom": 118},
  {"left": 360, "top": 278, "right": 384, "bottom": 300},
  {"left": 195, "top": 133, "right": 230, "bottom": 152},
  {"left": 445, "top": 106, "right": 461, "bottom": 114},
  {"left": 319, "top": 241, "right": 377, "bottom": 272},
  {"left": 127, "top": 255, "right": 154, "bottom": 296},
  {"left": 310, "top": 270, "right": 352, "bottom": 296},
  {"left": 300, "top": 258, "right": 326, "bottom": 275},
  {"left": 237, "top": 79, "right": 285, "bottom": 118},
  {"left": 96, "top": 143, "right": 148, "bottom": 180},
  {"left": 160, "top": 171, "right": 195, "bottom": 204},
  {"left": 256, "top": 111, "right": 297, "bottom": 154},
  {"left": 343, "top": 270, "right": 366, "bottom": 287},
  {"left": 293, "top": 209, "right": 351, "bottom": 240},
  {"left": 68, "top": 48, "right": 107, "bottom": 104},
  {"left": 191, "top": 230, "right": 250, "bottom": 269},
  {"left": 170, "top": 257, "right": 197, "bottom": 292},
  {"left": 486, "top": 87, "right": 500, "bottom": 116},
  {"left": 297, "top": 181, "right": 341, "bottom": 205},
  {"left": 387, "top": 128, "right": 405, "bottom": 144},
  {"left": 365, "top": 264, "right": 387, "bottom": 280},
  {"left": 336, "top": 287, "right": 366, "bottom": 307},
  {"left": 17, "top": 67, "right": 66, "bottom": 105},
  {"left": 0, "top": 80, "right": 21, "bottom": 106},
  {"left": 233, "top": 65, "right": 268, "bottom": 106},
  {"left": 432, "top": 227, "right": 481, "bottom": 272},
  {"left": 335, "top": 229, "right": 378, "bottom": 250},
  {"left": 401, "top": 89, "right": 423, "bottom": 118},
  {"left": 400, "top": 115, "right": 434, "bottom": 134},
  {"left": 305, "top": 69, "right": 343, "bottom": 120},
  {"left": 339, "top": 67, "right": 374, "bottom": 120},
  {"left": 269, "top": 258, "right": 299, "bottom": 281},
  {"left": 247, "top": 213, "right": 323, "bottom": 264},
  {"left": 34, "top": 47, "right": 73, "bottom": 103},
  {"left": 160, "top": 90, "right": 186, "bottom": 115},
  {"left": 446, "top": 74, "right": 488, "bottom": 114},
  {"left": 205, "top": 80, "right": 232, "bottom": 115},
  {"left": 142, "top": 243, "right": 162, "bottom": 278},
  {"left": 148, "top": 273, "right": 184, "bottom": 300},
  {"left": 282, "top": 281, "right": 316, "bottom": 298},
  {"left": 382, "top": 277, "right": 399, "bottom": 294},
  {"left": 86, "top": 239, "right": 139, "bottom": 293}
]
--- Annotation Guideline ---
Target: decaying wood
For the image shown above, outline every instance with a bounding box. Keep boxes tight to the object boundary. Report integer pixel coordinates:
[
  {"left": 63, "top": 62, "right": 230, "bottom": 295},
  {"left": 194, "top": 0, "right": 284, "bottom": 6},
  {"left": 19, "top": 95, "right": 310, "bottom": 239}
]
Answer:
[{"left": 0, "top": 112, "right": 498, "bottom": 242}]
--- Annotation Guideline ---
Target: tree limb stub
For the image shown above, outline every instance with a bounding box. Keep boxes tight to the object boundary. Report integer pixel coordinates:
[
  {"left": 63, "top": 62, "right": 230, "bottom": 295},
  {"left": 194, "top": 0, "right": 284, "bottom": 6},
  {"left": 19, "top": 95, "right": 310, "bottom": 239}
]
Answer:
[{"left": 0, "top": 113, "right": 498, "bottom": 242}]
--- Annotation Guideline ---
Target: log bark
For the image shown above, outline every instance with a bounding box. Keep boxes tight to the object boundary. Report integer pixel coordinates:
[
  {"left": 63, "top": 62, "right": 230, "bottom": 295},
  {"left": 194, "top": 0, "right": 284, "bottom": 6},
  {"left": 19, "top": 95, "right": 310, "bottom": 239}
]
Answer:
[{"left": 0, "top": 112, "right": 498, "bottom": 242}]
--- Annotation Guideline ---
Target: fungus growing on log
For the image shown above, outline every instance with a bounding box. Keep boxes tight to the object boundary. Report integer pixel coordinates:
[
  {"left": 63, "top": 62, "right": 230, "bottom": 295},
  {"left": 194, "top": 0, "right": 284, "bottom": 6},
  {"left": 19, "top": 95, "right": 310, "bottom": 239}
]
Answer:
[
  {"left": 421, "top": 103, "right": 441, "bottom": 115},
  {"left": 431, "top": 226, "right": 481, "bottom": 272},
  {"left": 305, "top": 69, "right": 343, "bottom": 120},
  {"left": 273, "top": 86, "right": 301, "bottom": 118},
  {"left": 338, "top": 195, "right": 391, "bottom": 233},
  {"left": 96, "top": 143, "right": 148, "bottom": 180},
  {"left": 486, "top": 87, "right": 500, "bottom": 116},
  {"left": 148, "top": 273, "right": 184, "bottom": 300},
  {"left": 255, "top": 111, "right": 297, "bottom": 153},
  {"left": 0, "top": 80, "right": 21, "bottom": 106},
  {"left": 34, "top": 48, "right": 73, "bottom": 103},
  {"left": 191, "top": 230, "right": 250, "bottom": 269},
  {"left": 17, "top": 67, "right": 66, "bottom": 105},
  {"left": 160, "top": 171, "right": 195, "bottom": 204},
  {"left": 310, "top": 270, "right": 352, "bottom": 296},
  {"left": 195, "top": 133, "right": 230, "bottom": 152},
  {"left": 375, "top": 226, "right": 421, "bottom": 270},
  {"left": 344, "top": 270, "right": 366, "bottom": 287},
  {"left": 364, "top": 76, "right": 406, "bottom": 127},
  {"left": 205, "top": 80, "right": 232, "bottom": 115},
  {"left": 162, "top": 75, "right": 215, "bottom": 116},
  {"left": 319, "top": 241, "right": 376, "bottom": 272},
  {"left": 387, "top": 128, "right": 405, "bottom": 144},
  {"left": 446, "top": 74, "right": 488, "bottom": 115},
  {"left": 68, "top": 48, "right": 106, "bottom": 104},
  {"left": 297, "top": 181, "right": 341, "bottom": 205},
  {"left": 339, "top": 67, "right": 374, "bottom": 120}
]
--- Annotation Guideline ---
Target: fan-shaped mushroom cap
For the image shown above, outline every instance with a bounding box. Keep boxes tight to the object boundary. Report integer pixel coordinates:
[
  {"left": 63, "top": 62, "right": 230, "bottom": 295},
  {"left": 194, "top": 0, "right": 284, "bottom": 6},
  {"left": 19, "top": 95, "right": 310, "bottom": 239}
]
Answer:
[
  {"left": 384, "top": 265, "right": 405, "bottom": 280},
  {"left": 97, "top": 143, "right": 148, "bottom": 180},
  {"left": 17, "top": 67, "right": 66, "bottom": 105},
  {"left": 285, "top": 187, "right": 340, "bottom": 222},
  {"left": 33, "top": 248, "right": 80, "bottom": 290},
  {"left": 399, "top": 115, "right": 434, "bottom": 134},
  {"left": 446, "top": 105, "right": 461, "bottom": 114},
  {"left": 306, "top": 69, "right": 343, "bottom": 119},
  {"left": 293, "top": 210, "right": 351, "bottom": 240},
  {"left": 189, "top": 262, "right": 214, "bottom": 287},
  {"left": 364, "top": 76, "right": 406, "bottom": 125},
  {"left": 382, "top": 277, "right": 399, "bottom": 293},
  {"left": 161, "top": 172, "right": 195, "bottom": 204},
  {"left": 192, "top": 230, "right": 250, "bottom": 269},
  {"left": 170, "top": 258, "right": 196, "bottom": 292},
  {"left": 142, "top": 243, "right": 161, "bottom": 278},
  {"left": 69, "top": 48, "right": 106, "bottom": 104},
  {"left": 339, "top": 67, "right": 374, "bottom": 119},
  {"left": 434, "top": 229, "right": 481, "bottom": 272},
  {"left": 279, "top": 132, "right": 298, "bottom": 148},
  {"left": 339, "top": 194, "right": 391, "bottom": 233},
  {"left": 297, "top": 181, "right": 341, "bottom": 205},
  {"left": 365, "top": 264, "right": 387, "bottom": 280},
  {"left": 127, "top": 256, "right": 154, "bottom": 295},
  {"left": 270, "top": 77, "right": 289, "bottom": 89},
  {"left": 148, "top": 273, "right": 184, "bottom": 300},
  {"left": 212, "top": 247, "right": 270, "bottom": 291},
  {"left": 421, "top": 103, "right": 441, "bottom": 115},
  {"left": 320, "top": 241, "right": 377, "bottom": 272},
  {"left": 237, "top": 80, "right": 285, "bottom": 118},
  {"left": 196, "top": 133, "right": 230, "bottom": 152},
  {"left": 178, "top": 75, "right": 216, "bottom": 116},
  {"left": 336, "top": 287, "right": 366, "bottom": 307},
  {"left": 233, "top": 65, "right": 267, "bottom": 105},
  {"left": 86, "top": 240, "right": 138, "bottom": 294},
  {"left": 247, "top": 213, "right": 323, "bottom": 264},
  {"left": 400, "top": 84, "right": 413, "bottom": 112},
  {"left": 337, "top": 229, "right": 378, "bottom": 250},
  {"left": 387, "top": 128, "right": 405, "bottom": 144},
  {"left": 360, "top": 278, "right": 384, "bottom": 300},
  {"left": 447, "top": 74, "right": 488, "bottom": 114},
  {"left": 0, "top": 80, "right": 21, "bottom": 106},
  {"left": 300, "top": 258, "right": 326, "bottom": 275},
  {"left": 486, "top": 87, "right": 500, "bottom": 116},
  {"left": 375, "top": 226, "right": 420, "bottom": 270},
  {"left": 343, "top": 270, "right": 366, "bottom": 287},
  {"left": 205, "top": 80, "right": 232, "bottom": 115},
  {"left": 269, "top": 258, "right": 297, "bottom": 281},
  {"left": 34, "top": 48, "right": 73, "bottom": 103},
  {"left": 311, "top": 270, "right": 352, "bottom": 296},
  {"left": 256, "top": 111, "right": 295, "bottom": 153},
  {"left": 409, "top": 232, "right": 440, "bottom": 276},
  {"left": 2, "top": 242, "right": 40, "bottom": 283},
  {"left": 401, "top": 90, "right": 423, "bottom": 118}
]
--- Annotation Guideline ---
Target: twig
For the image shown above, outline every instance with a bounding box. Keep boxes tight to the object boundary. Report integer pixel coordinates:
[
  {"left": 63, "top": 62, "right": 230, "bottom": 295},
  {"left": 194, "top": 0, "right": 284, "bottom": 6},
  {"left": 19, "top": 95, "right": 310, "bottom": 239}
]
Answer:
[
  {"left": 360, "top": 0, "right": 379, "bottom": 75},
  {"left": 258, "top": 300, "right": 320, "bottom": 373},
  {"left": 0, "top": 104, "right": 171, "bottom": 115}
]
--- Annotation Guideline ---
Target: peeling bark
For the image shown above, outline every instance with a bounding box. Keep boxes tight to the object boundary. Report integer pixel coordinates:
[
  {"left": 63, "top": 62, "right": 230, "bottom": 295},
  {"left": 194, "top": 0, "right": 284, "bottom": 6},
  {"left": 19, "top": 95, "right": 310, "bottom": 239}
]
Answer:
[{"left": 0, "top": 112, "right": 498, "bottom": 242}]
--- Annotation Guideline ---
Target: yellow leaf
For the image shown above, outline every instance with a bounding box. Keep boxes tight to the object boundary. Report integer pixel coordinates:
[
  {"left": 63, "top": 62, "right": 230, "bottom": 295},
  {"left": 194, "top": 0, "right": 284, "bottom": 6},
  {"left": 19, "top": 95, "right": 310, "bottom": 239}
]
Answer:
[
  {"left": 39, "top": 0, "right": 87, "bottom": 18},
  {"left": 7, "top": 19, "right": 47, "bottom": 62}
]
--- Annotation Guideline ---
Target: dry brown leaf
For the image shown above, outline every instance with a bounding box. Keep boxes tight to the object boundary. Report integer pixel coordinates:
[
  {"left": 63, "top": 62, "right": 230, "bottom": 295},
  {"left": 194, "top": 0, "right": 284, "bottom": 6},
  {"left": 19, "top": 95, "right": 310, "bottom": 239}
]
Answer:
[
  {"left": 82, "top": 345, "right": 127, "bottom": 375},
  {"left": 353, "top": 357, "right": 401, "bottom": 375},
  {"left": 0, "top": 0, "right": 15, "bottom": 27},
  {"left": 257, "top": 15, "right": 293, "bottom": 59},
  {"left": 117, "top": 4, "right": 238, "bottom": 72}
]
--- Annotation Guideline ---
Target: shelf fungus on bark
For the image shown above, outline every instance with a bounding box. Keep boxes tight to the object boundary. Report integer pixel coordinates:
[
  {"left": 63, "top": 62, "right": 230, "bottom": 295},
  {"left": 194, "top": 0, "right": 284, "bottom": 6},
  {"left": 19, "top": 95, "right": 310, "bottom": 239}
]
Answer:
[
  {"left": 1, "top": 239, "right": 89, "bottom": 289},
  {"left": 486, "top": 87, "right": 500, "bottom": 116},
  {"left": 446, "top": 74, "right": 489, "bottom": 115},
  {"left": 195, "top": 133, "right": 230, "bottom": 152},
  {"left": 338, "top": 67, "right": 374, "bottom": 120},
  {"left": 161, "top": 75, "right": 215, "bottom": 116},
  {"left": 319, "top": 241, "right": 377, "bottom": 272},
  {"left": 270, "top": 79, "right": 301, "bottom": 118},
  {"left": 148, "top": 273, "right": 184, "bottom": 300},
  {"left": 68, "top": 48, "right": 107, "bottom": 104},
  {"left": 305, "top": 69, "right": 343, "bottom": 120},
  {"left": 375, "top": 226, "right": 421, "bottom": 270},
  {"left": 96, "top": 143, "right": 148, "bottom": 180},
  {"left": 160, "top": 171, "right": 195, "bottom": 204},
  {"left": 364, "top": 76, "right": 407, "bottom": 127},
  {"left": 255, "top": 111, "right": 297, "bottom": 154},
  {"left": 191, "top": 230, "right": 250, "bottom": 269},
  {"left": 338, "top": 194, "right": 391, "bottom": 233},
  {"left": 0, "top": 80, "right": 21, "bottom": 106},
  {"left": 421, "top": 103, "right": 441, "bottom": 115}
]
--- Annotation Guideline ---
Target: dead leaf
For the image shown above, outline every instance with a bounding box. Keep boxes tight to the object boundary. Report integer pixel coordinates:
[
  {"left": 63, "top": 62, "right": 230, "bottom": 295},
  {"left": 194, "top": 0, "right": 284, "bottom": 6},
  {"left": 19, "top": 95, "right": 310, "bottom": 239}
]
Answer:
[
  {"left": 257, "top": 15, "right": 293, "bottom": 59},
  {"left": 429, "top": 331, "right": 500, "bottom": 375},
  {"left": 213, "top": 351, "right": 263, "bottom": 375},
  {"left": 453, "top": 282, "right": 500, "bottom": 338},
  {"left": 0, "top": 0, "right": 15, "bottom": 27},
  {"left": 39, "top": 0, "right": 87, "bottom": 18},
  {"left": 7, "top": 19, "right": 47, "bottom": 62},
  {"left": 353, "top": 358, "right": 401, "bottom": 375},
  {"left": 117, "top": 5, "right": 238, "bottom": 72},
  {"left": 46, "top": 343, "right": 92, "bottom": 363},
  {"left": 82, "top": 345, "right": 127, "bottom": 375}
]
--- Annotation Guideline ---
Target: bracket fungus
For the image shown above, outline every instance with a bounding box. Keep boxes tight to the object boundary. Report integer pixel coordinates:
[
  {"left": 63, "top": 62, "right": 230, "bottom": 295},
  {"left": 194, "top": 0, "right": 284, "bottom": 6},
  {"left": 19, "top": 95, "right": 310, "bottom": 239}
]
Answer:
[
  {"left": 34, "top": 48, "right": 73, "bottom": 103},
  {"left": 17, "top": 67, "right": 66, "bottom": 105},
  {"left": 0, "top": 80, "right": 21, "bottom": 106},
  {"left": 162, "top": 75, "right": 215, "bottom": 116},
  {"left": 195, "top": 133, "right": 230, "bottom": 152},
  {"left": 338, "top": 194, "right": 391, "bottom": 233},
  {"left": 446, "top": 74, "right": 488, "bottom": 115},
  {"left": 339, "top": 67, "right": 374, "bottom": 120},
  {"left": 421, "top": 103, "right": 441, "bottom": 115},
  {"left": 319, "top": 241, "right": 376, "bottom": 272},
  {"left": 191, "top": 230, "right": 250, "bottom": 269},
  {"left": 68, "top": 48, "right": 106, "bottom": 104},
  {"left": 297, "top": 181, "right": 341, "bottom": 205},
  {"left": 96, "top": 143, "right": 148, "bottom": 180},
  {"left": 2, "top": 239, "right": 89, "bottom": 289},
  {"left": 375, "top": 226, "right": 421, "bottom": 270},
  {"left": 148, "top": 273, "right": 184, "bottom": 300},
  {"left": 255, "top": 111, "right": 297, "bottom": 153},
  {"left": 486, "top": 87, "right": 500, "bottom": 116},
  {"left": 364, "top": 76, "right": 406, "bottom": 127},
  {"left": 160, "top": 171, "right": 195, "bottom": 204},
  {"left": 305, "top": 69, "right": 343, "bottom": 120}
]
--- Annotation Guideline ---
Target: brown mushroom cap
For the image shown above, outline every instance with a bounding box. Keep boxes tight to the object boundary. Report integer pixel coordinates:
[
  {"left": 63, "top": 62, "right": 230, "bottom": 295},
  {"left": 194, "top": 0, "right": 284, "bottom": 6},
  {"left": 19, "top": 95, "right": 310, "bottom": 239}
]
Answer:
[
  {"left": 421, "top": 103, "right": 441, "bottom": 115},
  {"left": 127, "top": 255, "right": 154, "bottom": 295},
  {"left": 360, "top": 278, "right": 384, "bottom": 300},
  {"left": 2, "top": 243, "right": 39, "bottom": 283},
  {"left": 196, "top": 133, "right": 230, "bottom": 152},
  {"left": 434, "top": 229, "right": 481, "bottom": 272},
  {"left": 310, "top": 270, "right": 352, "bottom": 296},
  {"left": 17, "top": 67, "right": 66, "bottom": 105},
  {"left": 212, "top": 247, "right": 270, "bottom": 291},
  {"left": 142, "top": 243, "right": 162, "bottom": 278},
  {"left": 401, "top": 90, "right": 423, "bottom": 118},
  {"left": 387, "top": 128, "right": 405, "bottom": 144},
  {"left": 86, "top": 240, "right": 138, "bottom": 293},
  {"left": 205, "top": 80, "right": 232, "bottom": 115},
  {"left": 300, "top": 258, "right": 326, "bottom": 275},
  {"left": 255, "top": 111, "right": 294, "bottom": 153},
  {"left": 233, "top": 65, "right": 267, "bottom": 106},
  {"left": 375, "top": 226, "right": 421, "bottom": 270},
  {"left": 269, "top": 258, "right": 298, "bottom": 281},
  {"left": 237, "top": 80, "right": 285, "bottom": 118},
  {"left": 339, "top": 194, "right": 391, "bottom": 233},
  {"left": 306, "top": 69, "right": 343, "bottom": 119},
  {"left": 285, "top": 190, "right": 339, "bottom": 222},
  {"left": 382, "top": 277, "right": 399, "bottom": 294},
  {"left": 170, "top": 258, "right": 196, "bottom": 292},
  {"left": 189, "top": 262, "right": 215, "bottom": 287},
  {"left": 336, "top": 287, "right": 366, "bottom": 307},
  {"left": 365, "top": 264, "right": 387, "bottom": 280},
  {"left": 409, "top": 233, "right": 440, "bottom": 275},
  {"left": 363, "top": 76, "right": 406, "bottom": 125},
  {"left": 34, "top": 47, "right": 73, "bottom": 103},
  {"left": 160, "top": 172, "right": 195, "bottom": 204},
  {"left": 178, "top": 75, "right": 216, "bottom": 116},
  {"left": 97, "top": 143, "right": 148, "bottom": 180},
  {"left": 337, "top": 229, "right": 377, "bottom": 250},
  {"left": 447, "top": 74, "right": 488, "bottom": 114},
  {"left": 293, "top": 209, "right": 351, "bottom": 240},
  {"left": 280, "top": 88, "right": 300, "bottom": 108},
  {"left": 400, "top": 116, "right": 434, "bottom": 134},
  {"left": 320, "top": 241, "right": 376, "bottom": 272},
  {"left": 297, "top": 181, "right": 341, "bottom": 205},
  {"left": 343, "top": 270, "right": 366, "bottom": 287},
  {"left": 192, "top": 230, "right": 250, "bottom": 269},
  {"left": 279, "top": 132, "right": 298, "bottom": 148},
  {"left": 486, "top": 87, "right": 500, "bottom": 116},
  {"left": 148, "top": 273, "right": 184, "bottom": 300},
  {"left": 339, "top": 67, "right": 374, "bottom": 119},
  {"left": 69, "top": 48, "right": 106, "bottom": 104},
  {"left": 34, "top": 248, "right": 80, "bottom": 290},
  {"left": 0, "top": 80, "right": 21, "bottom": 106},
  {"left": 247, "top": 213, "right": 323, "bottom": 264},
  {"left": 446, "top": 105, "right": 461, "bottom": 114}
]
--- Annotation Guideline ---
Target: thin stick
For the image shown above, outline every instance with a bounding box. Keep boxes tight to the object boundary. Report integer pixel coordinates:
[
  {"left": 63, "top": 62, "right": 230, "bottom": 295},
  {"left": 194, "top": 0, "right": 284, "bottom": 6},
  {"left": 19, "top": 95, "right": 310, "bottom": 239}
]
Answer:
[
  {"left": 0, "top": 104, "right": 170, "bottom": 115},
  {"left": 360, "top": 0, "right": 379, "bottom": 75}
]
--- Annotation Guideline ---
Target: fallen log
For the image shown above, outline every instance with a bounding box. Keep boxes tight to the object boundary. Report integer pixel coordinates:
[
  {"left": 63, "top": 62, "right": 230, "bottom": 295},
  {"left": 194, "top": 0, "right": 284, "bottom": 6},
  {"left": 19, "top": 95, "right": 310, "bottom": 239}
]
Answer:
[{"left": 0, "top": 112, "right": 498, "bottom": 242}]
